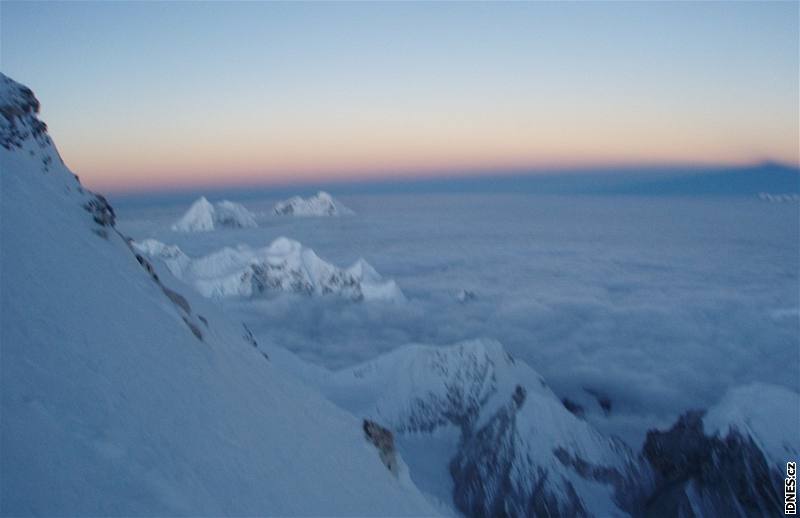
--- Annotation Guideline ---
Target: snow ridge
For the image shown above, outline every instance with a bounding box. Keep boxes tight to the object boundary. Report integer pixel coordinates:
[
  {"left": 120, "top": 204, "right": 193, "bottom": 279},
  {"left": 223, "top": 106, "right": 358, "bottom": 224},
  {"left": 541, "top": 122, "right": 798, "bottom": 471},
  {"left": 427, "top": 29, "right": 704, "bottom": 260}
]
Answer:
[
  {"left": 172, "top": 197, "right": 257, "bottom": 232},
  {"left": 273, "top": 191, "right": 354, "bottom": 216},
  {"left": 134, "top": 237, "right": 404, "bottom": 302}
]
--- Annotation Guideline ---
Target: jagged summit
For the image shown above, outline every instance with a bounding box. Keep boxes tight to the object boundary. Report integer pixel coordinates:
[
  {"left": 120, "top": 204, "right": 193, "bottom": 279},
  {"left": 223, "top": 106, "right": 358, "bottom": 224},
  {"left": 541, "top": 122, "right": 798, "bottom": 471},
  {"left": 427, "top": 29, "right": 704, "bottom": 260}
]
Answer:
[
  {"left": 172, "top": 197, "right": 257, "bottom": 231},
  {"left": 273, "top": 191, "right": 354, "bottom": 216},
  {"left": 0, "top": 73, "right": 48, "bottom": 148},
  {"left": 133, "top": 236, "right": 404, "bottom": 302}
]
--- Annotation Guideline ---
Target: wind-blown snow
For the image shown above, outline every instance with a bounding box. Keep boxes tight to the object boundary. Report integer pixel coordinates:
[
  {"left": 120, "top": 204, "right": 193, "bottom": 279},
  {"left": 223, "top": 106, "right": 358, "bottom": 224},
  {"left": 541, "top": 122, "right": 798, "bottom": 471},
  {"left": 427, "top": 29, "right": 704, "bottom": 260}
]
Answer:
[
  {"left": 134, "top": 237, "right": 404, "bottom": 302},
  {"left": 0, "top": 72, "right": 435, "bottom": 516},
  {"left": 273, "top": 191, "right": 355, "bottom": 216},
  {"left": 172, "top": 197, "right": 257, "bottom": 231}
]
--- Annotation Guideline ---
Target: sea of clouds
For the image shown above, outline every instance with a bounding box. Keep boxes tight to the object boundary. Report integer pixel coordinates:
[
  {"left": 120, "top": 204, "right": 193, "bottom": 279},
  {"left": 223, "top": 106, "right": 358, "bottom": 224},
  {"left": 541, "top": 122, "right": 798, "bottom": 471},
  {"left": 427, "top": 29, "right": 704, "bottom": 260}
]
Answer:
[{"left": 117, "top": 192, "right": 799, "bottom": 447}]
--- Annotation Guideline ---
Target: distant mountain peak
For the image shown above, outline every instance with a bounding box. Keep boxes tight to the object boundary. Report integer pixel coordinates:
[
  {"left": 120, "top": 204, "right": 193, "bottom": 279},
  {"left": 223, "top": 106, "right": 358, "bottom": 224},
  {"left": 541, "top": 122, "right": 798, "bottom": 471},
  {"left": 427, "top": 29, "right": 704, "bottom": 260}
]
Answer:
[{"left": 273, "top": 191, "right": 355, "bottom": 216}]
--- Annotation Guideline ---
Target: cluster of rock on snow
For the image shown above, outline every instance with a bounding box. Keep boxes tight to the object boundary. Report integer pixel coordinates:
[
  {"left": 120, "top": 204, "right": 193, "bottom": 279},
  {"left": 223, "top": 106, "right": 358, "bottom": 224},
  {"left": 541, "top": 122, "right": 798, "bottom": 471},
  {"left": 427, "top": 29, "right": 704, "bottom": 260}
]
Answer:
[
  {"left": 133, "top": 237, "right": 404, "bottom": 302},
  {"left": 171, "top": 197, "right": 257, "bottom": 232},
  {"left": 273, "top": 191, "right": 354, "bottom": 216}
]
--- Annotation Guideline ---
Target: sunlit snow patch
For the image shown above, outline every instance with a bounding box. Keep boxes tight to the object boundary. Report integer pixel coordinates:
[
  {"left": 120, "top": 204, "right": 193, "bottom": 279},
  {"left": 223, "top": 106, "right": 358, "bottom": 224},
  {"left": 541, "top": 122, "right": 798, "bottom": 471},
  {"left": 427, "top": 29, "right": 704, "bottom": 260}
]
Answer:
[{"left": 172, "top": 197, "right": 257, "bottom": 231}]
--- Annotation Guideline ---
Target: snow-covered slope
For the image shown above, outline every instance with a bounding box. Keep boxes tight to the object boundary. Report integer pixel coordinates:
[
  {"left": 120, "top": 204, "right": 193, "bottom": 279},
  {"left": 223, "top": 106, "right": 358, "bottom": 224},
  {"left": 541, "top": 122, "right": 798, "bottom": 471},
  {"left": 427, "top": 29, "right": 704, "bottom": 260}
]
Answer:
[
  {"left": 172, "top": 197, "right": 257, "bottom": 231},
  {"left": 273, "top": 191, "right": 354, "bottom": 216},
  {"left": 289, "top": 339, "right": 646, "bottom": 517},
  {"left": 0, "top": 72, "right": 435, "bottom": 516},
  {"left": 133, "top": 237, "right": 404, "bottom": 302}
]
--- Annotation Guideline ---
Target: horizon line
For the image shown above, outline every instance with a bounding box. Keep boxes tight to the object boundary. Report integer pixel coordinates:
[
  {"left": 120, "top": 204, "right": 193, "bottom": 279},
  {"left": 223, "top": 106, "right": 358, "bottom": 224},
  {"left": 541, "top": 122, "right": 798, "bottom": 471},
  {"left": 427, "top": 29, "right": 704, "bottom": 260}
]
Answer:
[{"left": 99, "top": 159, "right": 800, "bottom": 198}]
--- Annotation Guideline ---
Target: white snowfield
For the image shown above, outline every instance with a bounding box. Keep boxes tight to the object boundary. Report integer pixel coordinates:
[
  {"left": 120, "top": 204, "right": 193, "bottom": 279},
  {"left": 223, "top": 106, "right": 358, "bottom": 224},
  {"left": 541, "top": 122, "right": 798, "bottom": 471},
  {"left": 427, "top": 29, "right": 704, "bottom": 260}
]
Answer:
[
  {"left": 273, "top": 190, "right": 355, "bottom": 216},
  {"left": 133, "top": 237, "right": 404, "bottom": 302},
  {"left": 172, "top": 196, "right": 257, "bottom": 231},
  {"left": 0, "top": 72, "right": 435, "bottom": 516}
]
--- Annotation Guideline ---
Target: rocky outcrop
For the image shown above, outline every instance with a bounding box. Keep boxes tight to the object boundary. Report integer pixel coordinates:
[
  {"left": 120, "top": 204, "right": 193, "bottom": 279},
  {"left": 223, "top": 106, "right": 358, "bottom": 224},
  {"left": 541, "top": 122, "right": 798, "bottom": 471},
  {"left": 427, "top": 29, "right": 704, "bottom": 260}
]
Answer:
[
  {"left": 641, "top": 383, "right": 798, "bottom": 518},
  {"left": 0, "top": 74, "right": 51, "bottom": 151},
  {"left": 363, "top": 420, "right": 399, "bottom": 476},
  {"left": 83, "top": 194, "right": 116, "bottom": 227}
]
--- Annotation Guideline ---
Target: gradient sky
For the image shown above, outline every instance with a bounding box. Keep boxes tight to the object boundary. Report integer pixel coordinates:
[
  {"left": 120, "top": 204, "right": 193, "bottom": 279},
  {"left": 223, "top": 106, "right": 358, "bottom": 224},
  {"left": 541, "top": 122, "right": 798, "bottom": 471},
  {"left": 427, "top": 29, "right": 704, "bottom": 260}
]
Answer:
[{"left": 2, "top": 1, "right": 798, "bottom": 192}]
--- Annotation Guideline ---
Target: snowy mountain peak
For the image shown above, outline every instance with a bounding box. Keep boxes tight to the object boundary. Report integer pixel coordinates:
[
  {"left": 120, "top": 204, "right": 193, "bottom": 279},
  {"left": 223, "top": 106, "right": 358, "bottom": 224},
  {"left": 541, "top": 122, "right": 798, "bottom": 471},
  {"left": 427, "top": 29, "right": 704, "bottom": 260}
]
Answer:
[
  {"left": 1, "top": 73, "right": 41, "bottom": 124},
  {"left": 172, "top": 197, "right": 257, "bottom": 232},
  {"left": 308, "top": 338, "right": 643, "bottom": 516},
  {"left": 133, "top": 237, "right": 404, "bottom": 302},
  {"left": 1, "top": 73, "right": 63, "bottom": 175},
  {"left": 273, "top": 191, "right": 354, "bottom": 216}
]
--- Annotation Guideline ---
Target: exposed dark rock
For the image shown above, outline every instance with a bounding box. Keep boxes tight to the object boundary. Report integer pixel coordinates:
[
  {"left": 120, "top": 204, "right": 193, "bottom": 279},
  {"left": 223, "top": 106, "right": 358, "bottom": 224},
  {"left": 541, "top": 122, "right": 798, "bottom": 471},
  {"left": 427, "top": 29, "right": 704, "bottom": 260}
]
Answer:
[
  {"left": 182, "top": 316, "right": 203, "bottom": 341},
  {"left": 83, "top": 194, "right": 116, "bottom": 227},
  {"left": 642, "top": 410, "right": 782, "bottom": 517},
  {"left": 135, "top": 254, "right": 158, "bottom": 280},
  {"left": 162, "top": 286, "right": 191, "bottom": 315},
  {"left": 363, "top": 420, "right": 398, "bottom": 475},
  {"left": 1, "top": 76, "right": 51, "bottom": 150},
  {"left": 561, "top": 398, "right": 585, "bottom": 418},
  {"left": 242, "top": 323, "right": 260, "bottom": 349}
]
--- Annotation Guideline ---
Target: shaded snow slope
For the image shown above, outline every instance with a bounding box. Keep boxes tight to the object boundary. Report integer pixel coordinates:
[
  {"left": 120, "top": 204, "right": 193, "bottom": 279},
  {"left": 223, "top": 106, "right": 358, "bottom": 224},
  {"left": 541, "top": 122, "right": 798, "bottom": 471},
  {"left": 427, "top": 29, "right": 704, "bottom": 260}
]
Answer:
[
  {"left": 0, "top": 72, "right": 435, "bottom": 516},
  {"left": 172, "top": 197, "right": 257, "bottom": 231},
  {"left": 273, "top": 191, "right": 354, "bottom": 216},
  {"left": 133, "top": 237, "right": 404, "bottom": 302}
]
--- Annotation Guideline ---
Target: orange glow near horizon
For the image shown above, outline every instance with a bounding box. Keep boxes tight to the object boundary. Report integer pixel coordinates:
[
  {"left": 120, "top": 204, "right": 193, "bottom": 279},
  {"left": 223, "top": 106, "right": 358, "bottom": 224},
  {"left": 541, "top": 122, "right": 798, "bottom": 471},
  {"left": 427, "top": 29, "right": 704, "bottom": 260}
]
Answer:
[
  {"left": 58, "top": 115, "right": 799, "bottom": 192},
  {"left": 7, "top": 1, "right": 795, "bottom": 193}
]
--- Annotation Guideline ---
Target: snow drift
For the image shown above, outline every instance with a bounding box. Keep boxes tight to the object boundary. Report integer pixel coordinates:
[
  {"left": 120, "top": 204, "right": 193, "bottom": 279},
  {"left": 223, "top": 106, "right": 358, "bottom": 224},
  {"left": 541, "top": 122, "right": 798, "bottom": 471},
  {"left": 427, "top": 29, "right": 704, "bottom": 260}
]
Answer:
[
  {"left": 172, "top": 197, "right": 257, "bottom": 231},
  {"left": 273, "top": 191, "right": 354, "bottom": 216},
  {"left": 0, "top": 72, "right": 434, "bottom": 516},
  {"left": 133, "top": 237, "right": 404, "bottom": 302}
]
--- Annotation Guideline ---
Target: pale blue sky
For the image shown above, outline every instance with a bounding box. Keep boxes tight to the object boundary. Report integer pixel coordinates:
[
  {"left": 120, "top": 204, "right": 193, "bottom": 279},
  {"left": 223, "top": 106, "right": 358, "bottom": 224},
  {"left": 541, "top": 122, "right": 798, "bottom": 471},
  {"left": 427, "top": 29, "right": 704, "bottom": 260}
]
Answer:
[{"left": 2, "top": 1, "right": 797, "bottom": 191}]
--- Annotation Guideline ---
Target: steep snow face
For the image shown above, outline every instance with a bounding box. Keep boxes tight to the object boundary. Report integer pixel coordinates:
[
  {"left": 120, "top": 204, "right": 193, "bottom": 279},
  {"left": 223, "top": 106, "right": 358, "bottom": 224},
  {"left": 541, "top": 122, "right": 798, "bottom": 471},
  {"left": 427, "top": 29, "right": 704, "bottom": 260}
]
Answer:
[
  {"left": 640, "top": 384, "right": 799, "bottom": 518},
  {"left": 134, "top": 237, "right": 404, "bottom": 302},
  {"left": 298, "top": 339, "right": 645, "bottom": 517},
  {"left": 273, "top": 191, "right": 354, "bottom": 216},
  {"left": 0, "top": 73, "right": 436, "bottom": 516},
  {"left": 171, "top": 197, "right": 257, "bottom": 231}
]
